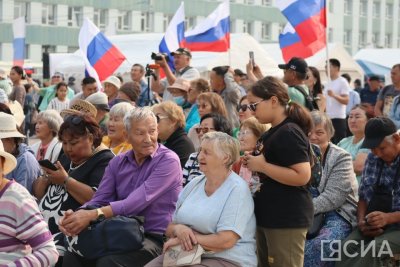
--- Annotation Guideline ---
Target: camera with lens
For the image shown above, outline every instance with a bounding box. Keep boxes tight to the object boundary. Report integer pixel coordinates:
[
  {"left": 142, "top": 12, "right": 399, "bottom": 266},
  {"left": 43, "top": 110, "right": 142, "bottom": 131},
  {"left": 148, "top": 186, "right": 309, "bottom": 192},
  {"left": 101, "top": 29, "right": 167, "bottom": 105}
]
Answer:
[{"left": 151, "top": 52, "right": 170, "bottom": 62}]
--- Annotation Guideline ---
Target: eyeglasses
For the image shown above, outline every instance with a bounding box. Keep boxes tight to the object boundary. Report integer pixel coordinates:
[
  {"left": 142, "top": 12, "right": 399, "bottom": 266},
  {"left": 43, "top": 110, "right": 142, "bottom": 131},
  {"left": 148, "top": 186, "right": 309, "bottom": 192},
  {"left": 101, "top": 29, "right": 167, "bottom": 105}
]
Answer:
[
  {"left": 237, "top": 104, "right": 248, "bottom": 112},
  {"left": 156, "top": 114, "right": 169, "bottom": 123},
  {"left": 195, "top": 127, "right": 215, "bottom": 134},
  {"left": 238, "top": 130, "right": 252, "bottom": 137},
  {"left": 247, "top": 100, "right": 265, "bottom": 112}
]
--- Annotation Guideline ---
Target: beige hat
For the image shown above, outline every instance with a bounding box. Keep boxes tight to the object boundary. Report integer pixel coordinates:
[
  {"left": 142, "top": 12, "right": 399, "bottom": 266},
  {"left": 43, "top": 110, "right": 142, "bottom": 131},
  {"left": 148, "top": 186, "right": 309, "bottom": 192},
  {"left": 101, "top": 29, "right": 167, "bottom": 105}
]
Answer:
[
  {"left": 103, "top": 76, "right": 121, "bottom": 89},
  {"left": 8, "top": 101, "right": 25, "bottom": 128},
  {"left": 0, "top": 112, "right": 25, "bottom": 139},
  {"left": 0, "top": 68, "right": 7, "bottom": 79},
  {"left": 0, "top": 139, "right": 17, "bottom": 175},
  {"left": 60, "top": 99, "right": 97, "bottom": 118},
  {"left": 86, "top": 92, "right": 110, "bottom": 111},
  {"left": 167, "top": 78, "right": 190, "bottom": 93}
]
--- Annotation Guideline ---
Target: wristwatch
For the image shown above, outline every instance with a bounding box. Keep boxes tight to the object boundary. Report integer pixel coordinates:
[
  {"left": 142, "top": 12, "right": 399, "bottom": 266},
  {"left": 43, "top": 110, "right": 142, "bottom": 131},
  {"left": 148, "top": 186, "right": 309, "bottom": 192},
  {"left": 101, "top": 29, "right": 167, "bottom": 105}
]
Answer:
[{"left": 96, "top": 208, "right": 106, "bottom": 221}]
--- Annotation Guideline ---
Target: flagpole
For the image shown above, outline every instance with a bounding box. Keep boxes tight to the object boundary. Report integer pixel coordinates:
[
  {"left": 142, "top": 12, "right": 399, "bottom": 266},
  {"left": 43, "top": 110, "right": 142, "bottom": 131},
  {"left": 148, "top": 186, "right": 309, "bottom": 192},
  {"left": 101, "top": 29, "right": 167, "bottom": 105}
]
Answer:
[{"left": 325, "top": 0, "right": 330, "bottom": 83}]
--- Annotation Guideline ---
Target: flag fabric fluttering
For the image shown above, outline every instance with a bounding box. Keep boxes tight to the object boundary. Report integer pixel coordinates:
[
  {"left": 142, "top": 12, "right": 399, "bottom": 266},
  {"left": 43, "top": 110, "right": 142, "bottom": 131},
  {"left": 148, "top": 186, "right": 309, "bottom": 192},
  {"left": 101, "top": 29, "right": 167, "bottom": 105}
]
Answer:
[
  {"left": 277, "top": 0, "right": 326, "bottom": 62},
  {"left": 159, "top": 2, "right": 185, "bottom": 72},
  {"left": 79, "top": 18, "right": 126, "bottom": 88},
  {"left": 279, "top": 23, "right": 326, "bottom": 63},
  {"left": 12, "top": 17, "right": 26, "bottom": 67},
  {"left": 183, "top": 0, "right": 230, "bottom": 52}
]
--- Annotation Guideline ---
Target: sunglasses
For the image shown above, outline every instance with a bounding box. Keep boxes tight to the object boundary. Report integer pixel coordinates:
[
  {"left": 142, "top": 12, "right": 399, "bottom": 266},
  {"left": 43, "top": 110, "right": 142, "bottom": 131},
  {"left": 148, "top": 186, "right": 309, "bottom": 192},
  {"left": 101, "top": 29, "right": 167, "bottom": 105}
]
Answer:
[
  {"left": 195, "top": 127, "right": 215, "bottom": 134},
  {"left": 247, "top": 100, "right": 264, "bottom": 112},
  {"left": 237, "top": 104, "right": 248, "bottom": 112},
  {"left": 156, "top": 114, "right": 169, "bottom": 123}
]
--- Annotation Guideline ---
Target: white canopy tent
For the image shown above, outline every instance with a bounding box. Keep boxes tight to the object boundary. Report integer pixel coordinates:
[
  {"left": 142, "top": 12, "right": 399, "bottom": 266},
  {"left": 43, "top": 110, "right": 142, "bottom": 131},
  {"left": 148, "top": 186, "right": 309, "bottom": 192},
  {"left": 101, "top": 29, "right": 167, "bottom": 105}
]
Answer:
[
  {"left": 262, "top": 43, "right": 365, "bottom": 84},
  {"left": 50, "top": 33, "right": 281, "bottom": 91}
]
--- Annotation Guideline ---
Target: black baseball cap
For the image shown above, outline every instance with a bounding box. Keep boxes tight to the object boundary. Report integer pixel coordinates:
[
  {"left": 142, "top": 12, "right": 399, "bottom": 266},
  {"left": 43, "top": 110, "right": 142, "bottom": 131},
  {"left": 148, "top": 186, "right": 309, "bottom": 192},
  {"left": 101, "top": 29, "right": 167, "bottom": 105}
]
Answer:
[
  {"left": 234, "top": 69, "right": 246, "bottom": 77},
  {"left": 361, "top": 117, "right": 397, "bottom": 149},
  {"left": 171, "top": 48, "right": 192, "bottom": 58},
  {"left": 278, "top": 57, "right": 308, "bottom": 74}
]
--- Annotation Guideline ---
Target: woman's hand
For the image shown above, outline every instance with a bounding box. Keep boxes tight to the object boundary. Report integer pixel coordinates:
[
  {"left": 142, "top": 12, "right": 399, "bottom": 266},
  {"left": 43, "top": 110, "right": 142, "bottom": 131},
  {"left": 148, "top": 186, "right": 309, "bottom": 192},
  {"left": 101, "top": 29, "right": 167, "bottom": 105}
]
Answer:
[
  {"left": 163, "top": 237, "right": 181, "bottom": 253},
  {"left": 243, "top": 152, "right": 266, "bottom": 173},
  {"left": 43, "top": 161, "right": 68, "bottom": 185},
  {"left": 59, "top": 209, "right": 97, "bottom": 236},
  {"left": 173, "top": 224, "right": 197, "bottom": 251}
]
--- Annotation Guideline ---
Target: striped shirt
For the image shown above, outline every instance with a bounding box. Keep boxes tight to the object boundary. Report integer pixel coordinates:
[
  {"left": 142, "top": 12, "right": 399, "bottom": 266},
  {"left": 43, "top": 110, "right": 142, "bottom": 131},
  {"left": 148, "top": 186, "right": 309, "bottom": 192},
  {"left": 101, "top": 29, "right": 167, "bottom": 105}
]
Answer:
[
  {"left": 0, "top": 180, "right": 59, "bottom": 267},
  {"left": 182, "top": 152, "right": 204, "bottom": 186},
  {"left": 47, "top": 98, "right": 70, "bottom": 113}
]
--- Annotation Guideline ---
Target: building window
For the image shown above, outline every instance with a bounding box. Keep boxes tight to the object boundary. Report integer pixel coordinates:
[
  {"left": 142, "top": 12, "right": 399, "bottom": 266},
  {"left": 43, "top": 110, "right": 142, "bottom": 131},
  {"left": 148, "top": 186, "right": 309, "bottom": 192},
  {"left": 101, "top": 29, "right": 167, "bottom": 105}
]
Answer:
[
  {"left": 359, "top": 0, "right": 367, "bottom": 16},
  {"left": 328, "top": 0, "right": 334, "bottom": 13},
  {"left": 261, "top": 22, "right": 271, "bottom": 40},
  {"left": 14, "top": 1, "right": 30, "bottom": 22},
  {"left": 385, "top": 34, "right": 392, "bottom": 47},
  {"left": 359, "top": 31, "right": 366, "bottom": 47},
  {"left": 328, "top": 28, "right": 333, "bottom": 42},
  {"left": 385, "top": 4, "right": 393, "bottom": 19},
  {"left": 343, "top": 30, "right": 351, "bottom": 46},
  {"left": 140, "top": 12, "right": 152, "bottom": 32},
  {"left": 243, "top": 0, "right": 255, "bottom": 5},
  {"left": 42, "top": 4, "right": 56, "bottom": 25},
  {"left": 243, "top": 21, "right": 253, "bottom": 35},
  {"left": 262, "top": 0, "right": 272, "bottom": 6},
  {"left": 67, "top": 6, "right": 82, "bottom": 27},
  {"left": 344, "top": 0, "right": 352, "bottom": 15},
  {"left": 42, "top": 45, "right": 56, "bottom": 53},
  {"left": 230, "top": 18, "right": 236, "bottom": 32},
  {"left": 372, "top": 32, "right": 379, "bottom": 45},
  {"left": 118, "top": 11, "right": 131, "bottom": 31},
  {"left": 25, "top": 44, "right": 29, "bottom": 59},
  {"left": 94, "top": 9, "right": 108, "bottom": 30},
  {"left": 163, "top": 14, "right": 173, "bottom": 32},
  {"left": 373, "top": 2, "right": 380, "bottom": 18},
  {"left": 186, "top": 16, "right": 196, "bottom": 30},
  {"left": 68, "top": 46, "right": 79, "bottom": 53}
]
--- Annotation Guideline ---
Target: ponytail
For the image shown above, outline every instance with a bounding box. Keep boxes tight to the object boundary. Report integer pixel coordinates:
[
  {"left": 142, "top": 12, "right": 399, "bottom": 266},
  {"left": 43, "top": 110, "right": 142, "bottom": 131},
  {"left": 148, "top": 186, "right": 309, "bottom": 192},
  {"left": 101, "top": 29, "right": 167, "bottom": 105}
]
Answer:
[{"left": 286, "top": 101, "right": 313, "bottom": 135}]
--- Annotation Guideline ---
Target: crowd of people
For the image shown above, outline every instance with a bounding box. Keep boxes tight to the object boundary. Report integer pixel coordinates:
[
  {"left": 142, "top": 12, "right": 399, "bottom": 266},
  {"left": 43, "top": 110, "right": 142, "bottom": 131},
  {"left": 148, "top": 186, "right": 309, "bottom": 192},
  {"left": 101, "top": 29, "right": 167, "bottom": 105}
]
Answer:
[{"left": 0, "top": 47, "right": 399, "bottom": 267}]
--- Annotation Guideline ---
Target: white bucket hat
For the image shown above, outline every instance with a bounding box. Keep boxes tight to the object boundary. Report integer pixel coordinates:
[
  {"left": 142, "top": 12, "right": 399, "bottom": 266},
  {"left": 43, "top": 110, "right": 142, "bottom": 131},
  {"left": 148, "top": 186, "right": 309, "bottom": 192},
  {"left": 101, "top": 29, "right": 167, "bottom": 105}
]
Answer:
[
  {"left": 0, "top": 112, "right": 26, "bottom": 139},
  {"left": 0, "top": 139, "right": 17, "bottom": 175},
  {"left": 102, "top": 76, "right": 121, "bottom": 89}
]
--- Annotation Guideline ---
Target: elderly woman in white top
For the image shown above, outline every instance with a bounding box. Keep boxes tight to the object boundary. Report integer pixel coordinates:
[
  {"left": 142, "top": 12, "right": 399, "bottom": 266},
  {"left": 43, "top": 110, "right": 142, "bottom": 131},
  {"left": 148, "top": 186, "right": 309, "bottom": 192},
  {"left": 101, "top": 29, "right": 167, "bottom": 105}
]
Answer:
[
  {"left": 305, "top": 111, "right": 359, "bottom": 267},
  {"left": 31, "top": 109, "right": 64, "bottom": 162},
  {"left": 145, "top": 132, "right": 257, "bottom": 267}
]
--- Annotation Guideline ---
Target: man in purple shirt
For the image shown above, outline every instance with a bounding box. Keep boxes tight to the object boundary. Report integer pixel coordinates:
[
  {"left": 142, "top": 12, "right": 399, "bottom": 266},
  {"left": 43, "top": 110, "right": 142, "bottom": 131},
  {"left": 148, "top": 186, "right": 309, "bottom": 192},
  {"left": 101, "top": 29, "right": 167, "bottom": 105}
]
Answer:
[{"left": 59, "top": 107, "right": 182, "bottom": 267}]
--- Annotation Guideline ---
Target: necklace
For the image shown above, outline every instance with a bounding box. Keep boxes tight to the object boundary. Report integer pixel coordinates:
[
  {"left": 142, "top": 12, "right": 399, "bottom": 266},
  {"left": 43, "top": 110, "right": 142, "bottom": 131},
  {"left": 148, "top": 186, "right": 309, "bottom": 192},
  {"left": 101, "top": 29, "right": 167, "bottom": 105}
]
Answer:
[{"left": 69, "top": 159, "right": 89, "bottom": 172}]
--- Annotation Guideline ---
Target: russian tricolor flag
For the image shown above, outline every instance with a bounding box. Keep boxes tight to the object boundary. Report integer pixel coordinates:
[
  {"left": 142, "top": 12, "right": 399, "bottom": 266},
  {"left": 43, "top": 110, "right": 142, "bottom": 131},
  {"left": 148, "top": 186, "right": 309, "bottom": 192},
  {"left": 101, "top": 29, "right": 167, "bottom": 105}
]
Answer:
[
  {"left": 279, "top": 23, "right": 326, "bottom": 62},
  {"left": 79, "top": 18, "right": 126, "bottom": 87},
  {"left": 183, "top": 0, "right": 230, "bottom": 52},
  {"left": 159, "top": 2, "right": 185, "bottom": 72},
  {"left": 12, "top": 17, "right": 26, "bottom": 67},
  {"left": 277, "top": 0, "right": 326, "bottom": 62}
]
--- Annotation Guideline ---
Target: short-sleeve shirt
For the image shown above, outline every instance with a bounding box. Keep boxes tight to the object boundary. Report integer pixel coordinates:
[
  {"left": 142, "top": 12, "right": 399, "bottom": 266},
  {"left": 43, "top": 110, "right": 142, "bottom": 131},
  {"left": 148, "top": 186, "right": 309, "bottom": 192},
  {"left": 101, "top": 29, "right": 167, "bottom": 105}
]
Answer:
[
  {"left": 359, "top": 153, "right": 400, "bottom": 212},
  {"left": 377, "top": 85, "right": 400, "bottom": 116},
  {"left": 174, "top": 173, "right": 257, "bottom": 267},
  {"left": 360, "top": 88, "right": 379, "bottom": 105},
  {"left": 288, "top": 84, "right": 309, "bottom": 108},
  {"left": 325, "top": 77, "right": 350, "bottom": 119},
  {"left": 254, "top": 118, "right": 314, "bottom": 228}
]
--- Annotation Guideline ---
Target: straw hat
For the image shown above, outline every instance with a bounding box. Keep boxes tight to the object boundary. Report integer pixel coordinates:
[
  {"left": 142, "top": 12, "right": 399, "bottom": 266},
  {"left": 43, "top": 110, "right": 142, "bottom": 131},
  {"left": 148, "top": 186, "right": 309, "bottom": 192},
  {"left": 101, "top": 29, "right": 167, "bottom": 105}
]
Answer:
[
  {"left": 60, "top": 99, "right": 97, "bottom": 118},
  {"left": 0, "top": 112, "right": 25, "bottom": 139},
  {"left": 0, "top": 139, "right": 17, "bottom": 175}
]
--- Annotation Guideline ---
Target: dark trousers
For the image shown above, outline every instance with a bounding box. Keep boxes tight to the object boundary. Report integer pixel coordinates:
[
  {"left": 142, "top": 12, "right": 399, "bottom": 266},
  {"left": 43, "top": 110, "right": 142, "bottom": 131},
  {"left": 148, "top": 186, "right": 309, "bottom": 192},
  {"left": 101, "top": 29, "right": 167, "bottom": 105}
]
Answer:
[
  {"left": 62, "top": 233, "right": 163, "bottom": 267},
  {"left": 331, "top": 118, "right": 347, "bottom": 144}
]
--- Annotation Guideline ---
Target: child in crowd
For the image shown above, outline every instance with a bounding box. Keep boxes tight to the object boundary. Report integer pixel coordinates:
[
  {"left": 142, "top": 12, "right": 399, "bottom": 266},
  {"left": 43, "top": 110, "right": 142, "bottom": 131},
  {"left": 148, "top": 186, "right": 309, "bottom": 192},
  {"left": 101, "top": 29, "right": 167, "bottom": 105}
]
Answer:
[{"left": 47, "top": 82, "right": 70, "bottom": 113}]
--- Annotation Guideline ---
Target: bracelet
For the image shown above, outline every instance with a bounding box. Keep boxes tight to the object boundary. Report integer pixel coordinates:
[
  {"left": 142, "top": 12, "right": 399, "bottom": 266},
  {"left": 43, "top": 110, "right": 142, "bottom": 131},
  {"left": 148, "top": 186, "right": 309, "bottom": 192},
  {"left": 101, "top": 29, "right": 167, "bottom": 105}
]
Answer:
[{"left": 63, "top": 176, "right": 72, "bottom": 189}]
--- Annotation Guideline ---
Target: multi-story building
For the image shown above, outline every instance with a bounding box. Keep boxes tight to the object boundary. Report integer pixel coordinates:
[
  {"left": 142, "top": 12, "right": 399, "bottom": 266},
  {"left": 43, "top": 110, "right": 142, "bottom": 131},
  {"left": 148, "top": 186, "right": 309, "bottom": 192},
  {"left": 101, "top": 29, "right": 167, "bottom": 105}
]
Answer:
[{"left": 0, "top": 0, "right": 398, "bottom": 65}]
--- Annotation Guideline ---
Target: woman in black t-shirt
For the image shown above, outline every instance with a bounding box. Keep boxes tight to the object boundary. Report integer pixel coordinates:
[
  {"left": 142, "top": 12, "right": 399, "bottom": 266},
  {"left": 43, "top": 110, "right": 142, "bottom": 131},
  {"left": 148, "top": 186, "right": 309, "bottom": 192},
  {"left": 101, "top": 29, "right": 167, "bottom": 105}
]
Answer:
[{"left": 244, "top": 76, "right": 313, "bottom": 267}]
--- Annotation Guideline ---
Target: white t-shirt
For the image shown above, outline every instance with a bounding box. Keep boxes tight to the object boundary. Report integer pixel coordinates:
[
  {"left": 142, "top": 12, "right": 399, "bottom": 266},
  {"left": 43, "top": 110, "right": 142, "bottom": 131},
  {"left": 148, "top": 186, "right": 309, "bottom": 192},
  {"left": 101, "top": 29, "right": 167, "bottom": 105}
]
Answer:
[
  {"left": 174, "top": 173, "right": 257, "bottom": 267},
  {"left": 325, "top": 77, "right": 350, "bottom": 119},
  {"left": 47, "top": 98, "right": 70, "bottom": 113}
]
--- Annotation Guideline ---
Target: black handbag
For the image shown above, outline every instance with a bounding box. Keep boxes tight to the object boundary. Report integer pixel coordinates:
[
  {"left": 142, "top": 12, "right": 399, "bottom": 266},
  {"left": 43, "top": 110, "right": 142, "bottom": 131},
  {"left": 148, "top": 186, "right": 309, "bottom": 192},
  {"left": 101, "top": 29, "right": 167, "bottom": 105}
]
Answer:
[
  {"left": 366, "top": 161, "right": 400, "bottom": 214},
  {"left": 306, "top": 213, "right": 326, "bottom": 239},
  {"left": 65, "top": 214, "right": 145, "bottom": 260}
]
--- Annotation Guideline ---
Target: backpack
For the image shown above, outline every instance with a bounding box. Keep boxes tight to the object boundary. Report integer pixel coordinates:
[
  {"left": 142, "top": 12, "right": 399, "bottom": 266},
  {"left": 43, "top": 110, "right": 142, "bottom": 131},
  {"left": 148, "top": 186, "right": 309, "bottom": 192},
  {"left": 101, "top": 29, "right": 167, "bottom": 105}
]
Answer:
[{"left": 293, "top": 85, "right": 319, "bottom": 111}]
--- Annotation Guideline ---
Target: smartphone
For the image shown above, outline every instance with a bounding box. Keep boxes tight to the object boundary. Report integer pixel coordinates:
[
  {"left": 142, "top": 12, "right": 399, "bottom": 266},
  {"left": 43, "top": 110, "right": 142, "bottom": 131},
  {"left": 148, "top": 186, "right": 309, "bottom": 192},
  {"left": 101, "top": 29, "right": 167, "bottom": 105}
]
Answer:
[
  {"left": 38, "top": 159, "right": 58, "bottom": 171},
  {"left": 249, "top": 51, "right": 255, "bottom": 66}
]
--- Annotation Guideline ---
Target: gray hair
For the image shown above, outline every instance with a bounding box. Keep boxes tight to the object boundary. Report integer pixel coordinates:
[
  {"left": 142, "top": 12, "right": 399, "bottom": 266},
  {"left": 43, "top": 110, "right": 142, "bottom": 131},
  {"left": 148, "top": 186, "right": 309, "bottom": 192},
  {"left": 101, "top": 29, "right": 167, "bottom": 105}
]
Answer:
[
  {"left": 311, "top": 110, "right": 335, "bottom": 139},
  {"left": 37, "top": 110, "right": 63, "bottom": 137},
  {"left": 201, "top": 132, "right": 240, "bottom": 168},
  {"left": 123, "top": 106, "right": 157, "bottom": 132},
  {"left": 110, "top": 102, "right": 135, "bottom": 118}
]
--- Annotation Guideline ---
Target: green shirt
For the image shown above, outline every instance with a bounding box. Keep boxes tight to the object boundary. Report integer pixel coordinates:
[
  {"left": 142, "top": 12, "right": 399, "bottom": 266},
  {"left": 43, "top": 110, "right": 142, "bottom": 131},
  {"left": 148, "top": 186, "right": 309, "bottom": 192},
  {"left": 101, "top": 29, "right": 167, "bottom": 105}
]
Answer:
[
  {"left": 38, "top": 85, "right": 75, "bottom": 111},
  {"left": 288, "top": 84, "right": 309, "bottom": 108}
]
